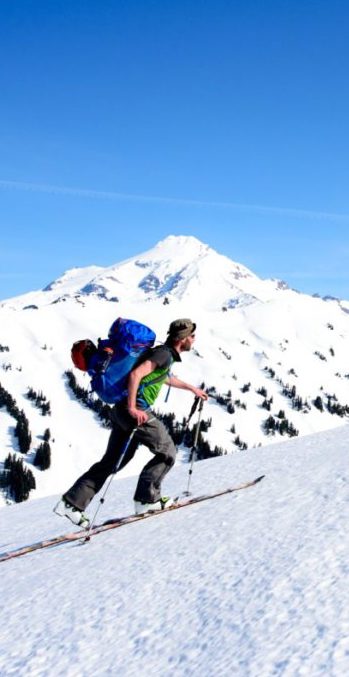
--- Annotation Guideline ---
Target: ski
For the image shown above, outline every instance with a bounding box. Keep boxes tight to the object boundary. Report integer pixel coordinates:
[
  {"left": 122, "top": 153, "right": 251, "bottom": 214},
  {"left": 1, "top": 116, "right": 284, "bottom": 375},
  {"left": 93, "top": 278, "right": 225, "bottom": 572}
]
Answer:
[{"left": 0, "top": 475, "right": 265, "bottom": 563}]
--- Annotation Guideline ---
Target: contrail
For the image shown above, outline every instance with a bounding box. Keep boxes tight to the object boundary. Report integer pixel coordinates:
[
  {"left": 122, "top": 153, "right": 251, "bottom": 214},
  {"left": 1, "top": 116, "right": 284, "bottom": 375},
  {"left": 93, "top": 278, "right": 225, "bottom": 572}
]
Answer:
[{"left": 0, "top": 179, "right": 348, "bottom": 222}]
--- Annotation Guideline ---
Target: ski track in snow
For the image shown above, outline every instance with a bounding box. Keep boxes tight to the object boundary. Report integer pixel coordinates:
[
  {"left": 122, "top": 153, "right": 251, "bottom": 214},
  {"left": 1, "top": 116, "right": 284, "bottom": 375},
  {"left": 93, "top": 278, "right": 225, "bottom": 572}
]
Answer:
[{"left": 1, "top": 427, "right": 349, "bottom": 676}]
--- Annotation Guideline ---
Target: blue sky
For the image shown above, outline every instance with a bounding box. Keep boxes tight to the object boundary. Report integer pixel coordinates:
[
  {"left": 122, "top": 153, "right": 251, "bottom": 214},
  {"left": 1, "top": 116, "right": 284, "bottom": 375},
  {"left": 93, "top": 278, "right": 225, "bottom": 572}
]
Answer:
[{"left": 1, "top": 0, "right": 349, "bottom": 300}]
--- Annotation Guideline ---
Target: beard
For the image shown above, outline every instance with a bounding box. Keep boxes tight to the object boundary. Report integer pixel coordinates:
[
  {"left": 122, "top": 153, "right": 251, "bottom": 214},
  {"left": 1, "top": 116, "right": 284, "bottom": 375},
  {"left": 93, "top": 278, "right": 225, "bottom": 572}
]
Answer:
[{"left": 181, "top": 337, "right": 193, "bottom": 351}]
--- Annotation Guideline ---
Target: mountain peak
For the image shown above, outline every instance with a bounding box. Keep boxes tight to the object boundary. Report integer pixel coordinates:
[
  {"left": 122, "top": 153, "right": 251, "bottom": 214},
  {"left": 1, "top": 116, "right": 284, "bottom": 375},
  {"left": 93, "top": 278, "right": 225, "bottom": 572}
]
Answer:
[
  {"left": 102, "top": 234, "right": 262, "bottom": 308},
  {"left": 1, "top": 235, "right": 289, "bottom": 310},
  {"left": 130, "top": 234, "right": 215, "bottom": 268},
  {"left": 154, "top": 234, "right": 211, "bottom": 253}
]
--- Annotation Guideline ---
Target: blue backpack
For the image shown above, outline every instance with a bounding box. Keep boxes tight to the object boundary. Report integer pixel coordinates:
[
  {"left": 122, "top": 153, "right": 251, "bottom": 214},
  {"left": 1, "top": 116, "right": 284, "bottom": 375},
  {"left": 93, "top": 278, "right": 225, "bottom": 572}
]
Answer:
[{"left": 71, "top": 318, "right": 156, "bottom": 404}]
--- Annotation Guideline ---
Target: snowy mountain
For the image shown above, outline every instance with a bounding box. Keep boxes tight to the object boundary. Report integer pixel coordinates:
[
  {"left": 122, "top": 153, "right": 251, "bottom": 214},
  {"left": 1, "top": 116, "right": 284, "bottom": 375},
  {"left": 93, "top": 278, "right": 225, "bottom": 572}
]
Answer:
[
  {"left": 1, "top": 235, "right": 288, "bottom": 310},
  {"left": 1, "top": 426, "right": 349, "bottom": 676},
  {"left": 1, "top": 234, "right": 349, "bottom": 506}
]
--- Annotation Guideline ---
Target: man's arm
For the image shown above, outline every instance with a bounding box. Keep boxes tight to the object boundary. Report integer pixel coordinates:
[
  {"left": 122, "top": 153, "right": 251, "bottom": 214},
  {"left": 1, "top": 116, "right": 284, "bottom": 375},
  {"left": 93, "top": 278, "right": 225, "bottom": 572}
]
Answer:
[
  {"left": 127, "top": 359, "right": 157, "bottom": 425},
  {"left": 166, "top": 375, "right": 208, "bottom": 400}
]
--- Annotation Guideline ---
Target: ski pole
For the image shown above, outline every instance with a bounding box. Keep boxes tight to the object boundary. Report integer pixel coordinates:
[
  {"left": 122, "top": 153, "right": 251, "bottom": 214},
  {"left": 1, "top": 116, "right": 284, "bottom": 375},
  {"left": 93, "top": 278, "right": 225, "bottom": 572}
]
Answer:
[
  {"left": 84, "top": 426, "right": 138, "bottom": 541},
  {"left": 184, "top": 398, "right": 204, "bottom": 496},
  {"left": 181, "top": 395, "right": 200, "bottom": 444}
]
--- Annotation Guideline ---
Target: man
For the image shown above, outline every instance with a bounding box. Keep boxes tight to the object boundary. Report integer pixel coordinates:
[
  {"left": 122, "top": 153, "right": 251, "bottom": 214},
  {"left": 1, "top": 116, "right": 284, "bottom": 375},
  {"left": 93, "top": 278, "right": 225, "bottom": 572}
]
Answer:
[{"left": 54, "top": 318, "right": 207, "bottom": 527}]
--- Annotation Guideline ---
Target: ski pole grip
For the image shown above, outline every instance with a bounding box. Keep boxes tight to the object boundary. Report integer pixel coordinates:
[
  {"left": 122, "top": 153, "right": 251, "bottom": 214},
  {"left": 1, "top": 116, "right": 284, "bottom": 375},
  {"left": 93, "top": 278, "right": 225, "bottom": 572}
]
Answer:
[{"left": 189, "top": 396, "right": 200, "bottom": 417}]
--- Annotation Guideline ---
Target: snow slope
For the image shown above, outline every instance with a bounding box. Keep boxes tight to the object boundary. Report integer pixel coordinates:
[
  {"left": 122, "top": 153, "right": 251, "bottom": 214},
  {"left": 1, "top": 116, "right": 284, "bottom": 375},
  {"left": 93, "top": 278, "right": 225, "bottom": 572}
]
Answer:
[{"left": 1, "top": 425, "right": 349, "bottom": 676}]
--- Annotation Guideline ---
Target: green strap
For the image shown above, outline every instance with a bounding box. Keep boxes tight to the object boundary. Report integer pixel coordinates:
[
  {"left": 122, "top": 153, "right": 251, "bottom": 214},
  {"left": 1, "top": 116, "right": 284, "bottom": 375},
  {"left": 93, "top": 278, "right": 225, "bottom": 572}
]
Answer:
[{"left": 138, "top": 369, "right": 170, "bottom": 393}]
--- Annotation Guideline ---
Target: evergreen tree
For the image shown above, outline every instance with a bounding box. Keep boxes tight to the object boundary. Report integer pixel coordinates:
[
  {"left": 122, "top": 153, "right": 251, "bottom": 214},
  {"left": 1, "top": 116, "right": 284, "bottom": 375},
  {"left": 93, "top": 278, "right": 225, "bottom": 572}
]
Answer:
[
  {"left": 4, "top": 454, "right": 36, "bottom": 502},
  {"left": 41, "top": 401, "right": 51, "bottom": 416},
  {"left": 263, "top": 415, "right": 276, "bottom": 434},
  {"left": 34, "top": 441, "right": 51, "bottom": 470},
  {"left": 200, "top": 418, "right": 212, "bottom": 432},
  {"left": 279, "top": 419, "right": 288, "bottom": 435},
  {"left": 14, "top": 412, "right": 32, "bottom": 453},
  {"left": 262, "top": 398, "right": 272, "bottom": 411},
  {"left": 314, "top": 396, "right": 324, "bottom": 412}
]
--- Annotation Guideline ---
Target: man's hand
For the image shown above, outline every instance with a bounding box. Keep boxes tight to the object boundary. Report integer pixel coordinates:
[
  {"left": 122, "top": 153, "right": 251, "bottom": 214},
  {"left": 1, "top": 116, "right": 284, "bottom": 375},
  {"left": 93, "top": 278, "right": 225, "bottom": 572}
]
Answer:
[
  {"left": 128, "top": 406, "right": 149, "bottom": 426},
  {"left": 192, "top": 387, "right": 209, "bottom": 401}
]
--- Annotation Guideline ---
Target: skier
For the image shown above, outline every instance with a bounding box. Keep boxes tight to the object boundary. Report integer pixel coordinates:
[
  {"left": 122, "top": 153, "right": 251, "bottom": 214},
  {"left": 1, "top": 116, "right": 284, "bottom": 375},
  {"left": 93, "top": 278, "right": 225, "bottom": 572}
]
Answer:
[{"left": 54, "top": 318, "right": 208, "bottom": 527}]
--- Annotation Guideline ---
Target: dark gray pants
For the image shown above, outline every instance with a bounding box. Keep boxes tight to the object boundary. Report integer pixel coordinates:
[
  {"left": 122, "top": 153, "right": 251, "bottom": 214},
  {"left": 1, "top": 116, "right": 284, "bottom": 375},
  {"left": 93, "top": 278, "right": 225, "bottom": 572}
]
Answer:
[{"left": 63, "top": 404, "right": 177, "bottom": 510}]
